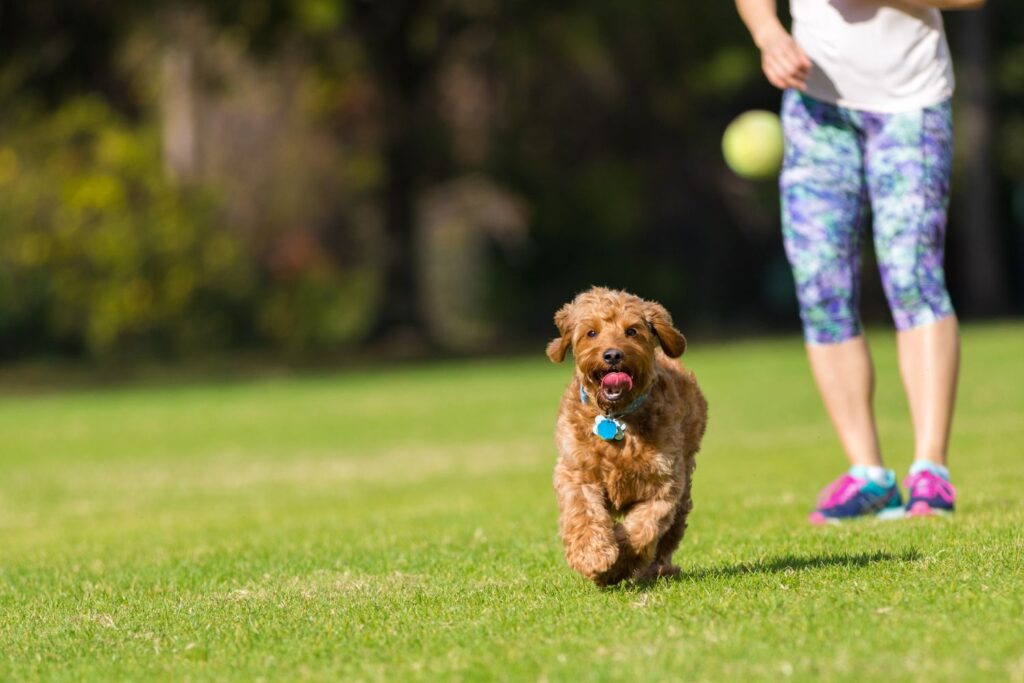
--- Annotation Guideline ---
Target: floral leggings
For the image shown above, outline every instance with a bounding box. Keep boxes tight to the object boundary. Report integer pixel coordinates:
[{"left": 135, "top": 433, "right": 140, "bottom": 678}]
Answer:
[{"left": 780, "top": 89, "right": 955, "bottom": 344}]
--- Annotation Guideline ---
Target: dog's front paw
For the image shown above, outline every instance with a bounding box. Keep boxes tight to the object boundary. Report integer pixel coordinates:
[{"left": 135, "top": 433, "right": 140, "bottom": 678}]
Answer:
[
  {"left": 593, "top": 559, "right": 630, "bottom": 587},
  {"left": 566, "top": 535, "right": 619, "bottom": 582},
  {"left": 597, "top": 524, "right": 668, "bottom": 586},
  {"left": 592, "top": 525, "right": 640, "bottom": 586},
  {"left": 635, "top": 561, "right": 682, "bottom": 583}
]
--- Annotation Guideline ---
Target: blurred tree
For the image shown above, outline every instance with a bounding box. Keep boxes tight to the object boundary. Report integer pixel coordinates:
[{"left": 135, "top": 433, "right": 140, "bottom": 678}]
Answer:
[
  {"left": 949, "top": 6, "right": 1009, "bottom": 316},
  {"left": 991, "top": 4, "right": 1024, "bottom": 306},
  {"left": 347, "top": 0, "right": 477, "bottom": 344},
  {"left": 171, "top": 0, "right": 495, "bottom": 346},
  {"left": 0, "top": 98, "right": 251, "bottom": 357},
  {"left": 1, "top": 0, "right": 1021, "bottom": 361},
  {"left": 0, "top": 0, "right": 144, "bottom": 122}
]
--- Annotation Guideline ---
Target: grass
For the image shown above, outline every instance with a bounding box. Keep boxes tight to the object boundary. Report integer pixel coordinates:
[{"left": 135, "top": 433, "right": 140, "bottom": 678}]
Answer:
[{"left": 1, "top": 323, "right": 1023, "bottom": 682}]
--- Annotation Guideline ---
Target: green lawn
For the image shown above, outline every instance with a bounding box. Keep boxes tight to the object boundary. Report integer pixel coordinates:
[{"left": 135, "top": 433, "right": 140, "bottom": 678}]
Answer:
[{"left": 2, "top": 323, "right": 1023, "bottom": 682}]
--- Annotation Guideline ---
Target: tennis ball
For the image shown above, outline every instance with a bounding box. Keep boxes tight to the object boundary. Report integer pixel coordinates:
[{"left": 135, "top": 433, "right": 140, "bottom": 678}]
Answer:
[{"left": 722, "top": 110, "right": 784, "bottom": 180}]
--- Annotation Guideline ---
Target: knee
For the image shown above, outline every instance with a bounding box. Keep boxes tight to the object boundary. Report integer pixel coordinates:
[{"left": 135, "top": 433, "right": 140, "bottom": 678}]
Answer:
[
  {"left": 878, "top": 255, "right": 954, "bottom": 331},
  {"left": 783, "top": 235, "right": 861, "bottom": 344},
  {"left": 792, "top": 274, "right": 861, "bottom": 344}
]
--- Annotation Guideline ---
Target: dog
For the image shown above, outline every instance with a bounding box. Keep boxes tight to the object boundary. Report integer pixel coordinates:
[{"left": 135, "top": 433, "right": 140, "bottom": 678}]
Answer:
[{"left": 547, "top": 287, "right": 707, "bottom": 586}]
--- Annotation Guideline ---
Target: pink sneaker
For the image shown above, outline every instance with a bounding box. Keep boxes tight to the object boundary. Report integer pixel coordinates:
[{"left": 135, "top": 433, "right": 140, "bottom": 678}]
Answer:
[
  {"left": 808, "top": 471, "right": 903, "bottom": 525},
  {"left": 904, "top": 470, "right": 956, "bottom": 517}
]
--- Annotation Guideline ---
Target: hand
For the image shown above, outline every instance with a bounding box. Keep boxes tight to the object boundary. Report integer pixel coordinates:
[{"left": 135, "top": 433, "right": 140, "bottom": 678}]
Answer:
[{"left": 758, "top": 27, "right": 812, "bottom": 91}]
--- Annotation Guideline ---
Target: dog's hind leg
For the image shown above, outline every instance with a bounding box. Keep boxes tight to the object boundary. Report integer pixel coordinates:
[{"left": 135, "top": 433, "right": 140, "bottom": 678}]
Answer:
[
  {"left": 634, "top": 506, "right": 687, "bottom": 581},
  {"left": 638, "top": 461, "right": 695, "bottom": 581},
  {"left": 602, "top": 473, "right": 688, "bottom": 585}
]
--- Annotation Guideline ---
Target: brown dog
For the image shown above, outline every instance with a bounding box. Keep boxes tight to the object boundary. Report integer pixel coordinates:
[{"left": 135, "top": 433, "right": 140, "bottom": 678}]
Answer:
[{"left": 547, "top": 287, "right": 707, "bottom": 586}]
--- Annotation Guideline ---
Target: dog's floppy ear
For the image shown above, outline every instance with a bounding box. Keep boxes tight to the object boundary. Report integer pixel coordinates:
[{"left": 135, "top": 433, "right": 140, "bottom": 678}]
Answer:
[
  {"left": 644, "top": 301, "right": 687, "bottom": 358},
  {"left": 546, "top": 302, "right": 574, "bottom": 363}
]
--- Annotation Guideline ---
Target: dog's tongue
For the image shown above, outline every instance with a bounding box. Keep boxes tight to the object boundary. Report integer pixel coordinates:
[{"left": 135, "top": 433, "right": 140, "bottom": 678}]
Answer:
[{"left": 601, "top": 372, "right": 633, "bottom": 391}]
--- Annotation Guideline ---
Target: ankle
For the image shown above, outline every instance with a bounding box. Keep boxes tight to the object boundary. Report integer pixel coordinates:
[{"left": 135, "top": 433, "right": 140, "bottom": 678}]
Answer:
[
  {"left": 850, "top": 464, "right": 895, "bottom": 487},
  {"left": 910, "top": 461, "right": 950, "bottom": 480}
]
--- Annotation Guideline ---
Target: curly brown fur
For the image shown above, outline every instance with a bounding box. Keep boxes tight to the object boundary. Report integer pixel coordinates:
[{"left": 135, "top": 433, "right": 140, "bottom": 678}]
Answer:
[{"left": 548, "top": 287, "right": 707, "bottom": 587}]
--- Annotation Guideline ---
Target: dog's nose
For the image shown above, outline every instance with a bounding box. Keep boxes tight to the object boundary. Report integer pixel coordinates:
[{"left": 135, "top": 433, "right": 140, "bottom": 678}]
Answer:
[{"left": 603, "top": 348, "right": 623, "bottom": 365}]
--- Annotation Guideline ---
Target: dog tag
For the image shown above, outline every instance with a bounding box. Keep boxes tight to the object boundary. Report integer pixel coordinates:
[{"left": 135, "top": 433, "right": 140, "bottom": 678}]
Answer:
[{"left": 594, "top": 416, "right": 624, "bottom": 441}]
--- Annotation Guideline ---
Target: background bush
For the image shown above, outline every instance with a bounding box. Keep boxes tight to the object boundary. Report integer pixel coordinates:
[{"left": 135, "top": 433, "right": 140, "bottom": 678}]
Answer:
[
  {"left": 0, "top": 97, "right": 375, "bottom": 359},
  {"left": 0, "top": 1, "right": 1021, "bottom": 361},
  {"left": 0, "top": 98, "right": 251, "bottom": 357}
]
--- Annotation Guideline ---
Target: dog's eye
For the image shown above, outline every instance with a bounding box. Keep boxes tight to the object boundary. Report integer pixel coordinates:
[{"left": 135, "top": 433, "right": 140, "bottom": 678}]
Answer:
[
  {"left": 586, "top": 330, "right": 597, "bottom": 338},
  {"left": 625, "top": 327, "right": 637, "bottom": 337}
]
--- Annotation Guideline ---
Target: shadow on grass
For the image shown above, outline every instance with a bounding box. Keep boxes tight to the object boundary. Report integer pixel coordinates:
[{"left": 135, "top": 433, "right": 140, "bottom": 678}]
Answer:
[{"left": 613, "top": 549, "right": 921, "bottom": 593}]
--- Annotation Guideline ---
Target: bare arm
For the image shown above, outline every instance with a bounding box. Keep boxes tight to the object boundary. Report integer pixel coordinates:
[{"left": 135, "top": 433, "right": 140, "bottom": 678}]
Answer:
[
  {"left": 735, "top": 0, "right": 812, "bottom": 91},
  {"left": 900, "top": 0, "right": 985, "bottom": 8}
]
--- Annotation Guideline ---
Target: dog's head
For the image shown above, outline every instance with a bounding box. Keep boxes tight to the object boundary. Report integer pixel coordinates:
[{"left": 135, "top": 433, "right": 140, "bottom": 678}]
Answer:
[{"left": 546, "top": 287, "right": 686, "bottom": 408}]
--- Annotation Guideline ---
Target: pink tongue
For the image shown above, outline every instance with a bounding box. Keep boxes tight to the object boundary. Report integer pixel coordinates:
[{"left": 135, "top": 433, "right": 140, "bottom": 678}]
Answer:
[{"left": 601, "top": 372, "right": 633, "bottom": 391}]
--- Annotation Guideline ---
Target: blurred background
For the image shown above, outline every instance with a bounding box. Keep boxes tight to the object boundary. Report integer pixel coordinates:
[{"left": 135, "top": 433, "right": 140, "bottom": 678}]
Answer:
[{"left": 1, "top": 0, "right": 1022, "bottom": 365}]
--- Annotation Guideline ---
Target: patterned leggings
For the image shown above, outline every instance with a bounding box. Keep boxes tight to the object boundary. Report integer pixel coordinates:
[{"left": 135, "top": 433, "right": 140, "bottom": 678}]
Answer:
[{"left": 780, "top": 89, "right": 955, "bottom": 344}]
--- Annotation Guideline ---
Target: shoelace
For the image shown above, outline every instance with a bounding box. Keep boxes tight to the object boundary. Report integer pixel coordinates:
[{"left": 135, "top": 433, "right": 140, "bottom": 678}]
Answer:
[
  {"left": 905, "top": 471, "right": 956, "bottom": 503},
  {"left": 817, "top": 474, "right": 864, "bottom": 507}
]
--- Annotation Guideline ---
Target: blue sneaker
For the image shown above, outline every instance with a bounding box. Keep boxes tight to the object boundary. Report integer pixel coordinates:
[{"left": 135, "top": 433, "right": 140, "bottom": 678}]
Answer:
[{"left": 809, "top": 469, "right": 903, "bottom": 525}]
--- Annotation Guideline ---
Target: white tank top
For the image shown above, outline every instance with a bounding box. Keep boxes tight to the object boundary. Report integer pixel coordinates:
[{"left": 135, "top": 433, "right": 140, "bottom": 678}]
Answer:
[{"left": 790, "top": 0, "right": 954, "bottom": 113}]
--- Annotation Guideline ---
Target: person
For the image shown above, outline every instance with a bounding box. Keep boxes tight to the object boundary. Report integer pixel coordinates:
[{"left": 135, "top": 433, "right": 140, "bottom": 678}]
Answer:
[{"left": 734, "top": 0, "right": 986, "bottom": 523}]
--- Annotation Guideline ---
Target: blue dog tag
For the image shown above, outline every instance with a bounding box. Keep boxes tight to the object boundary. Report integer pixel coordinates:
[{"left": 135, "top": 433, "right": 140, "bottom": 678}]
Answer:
[{"left": 594, "top": 416, "right": 624, "bottom": 441}]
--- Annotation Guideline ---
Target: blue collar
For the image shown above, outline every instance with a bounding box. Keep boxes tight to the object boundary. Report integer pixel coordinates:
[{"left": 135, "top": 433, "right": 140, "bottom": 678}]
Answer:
[
  {"left": 578, "top": 381, "right": 652, "bottom": 418},
  {"left": 579, "top": 382, "right": 652, "bottom": 441}
]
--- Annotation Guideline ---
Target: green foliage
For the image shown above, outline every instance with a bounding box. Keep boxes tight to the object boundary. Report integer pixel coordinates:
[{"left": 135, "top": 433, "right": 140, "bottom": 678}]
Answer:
[
  {"left": 257, "top": 265, "right": 378, "bottom": 353},
  {"left": 0, "top": 96, "right": 380, "bottom": 358},
  {"left": 1, "top": 1, "right": 1022, "bottom": 359},
  {"left": 1, "top": 324, "right": 1023, "bottom": 679},
  {"left": 295, "top": 0, "right": 346, "bottom": 34},
  {"left": 996, "top": 43, "right": 1024, "bottom": 179},
  {"left": 0, "top": 98, "right": 252, "bottom": 357}
]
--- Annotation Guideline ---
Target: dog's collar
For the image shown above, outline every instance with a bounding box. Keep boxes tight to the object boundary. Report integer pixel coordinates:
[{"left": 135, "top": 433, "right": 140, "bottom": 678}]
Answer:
[{"left": 579, "top": 382, "right": 652, "bottom": 441}]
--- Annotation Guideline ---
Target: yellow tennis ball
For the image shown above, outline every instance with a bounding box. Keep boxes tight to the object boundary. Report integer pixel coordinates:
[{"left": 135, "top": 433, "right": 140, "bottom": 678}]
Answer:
[{"left": 722, "top": 110, "right": 784, "bottom": 180}]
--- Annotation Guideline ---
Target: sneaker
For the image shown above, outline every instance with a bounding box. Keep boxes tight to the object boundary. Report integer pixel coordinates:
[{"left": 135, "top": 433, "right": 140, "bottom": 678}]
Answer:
[
  {"left": 809, "top": 471, "right": 904, "bottom": 525},
  {"left": 904, "top": 470, "right": 956, "bottom": 517}
]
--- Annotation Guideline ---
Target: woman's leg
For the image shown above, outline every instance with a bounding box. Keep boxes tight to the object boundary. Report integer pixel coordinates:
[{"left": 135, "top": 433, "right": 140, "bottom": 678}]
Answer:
[
  {"left": 806, "top": 336, "right": 883, "bottom": 467},
  {"left": 780, "top": 90, "right": 883, "bottom": 468},
  {"left": 896, "top": 315, "right": 959, "bottom": 466},
  {"left": 863, "top": 100, "right": 959, "bottom": 470}
]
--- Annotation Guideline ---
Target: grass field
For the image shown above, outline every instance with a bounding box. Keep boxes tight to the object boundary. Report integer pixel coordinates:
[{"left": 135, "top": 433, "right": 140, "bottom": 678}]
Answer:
[{"left": 1, "top": 323, "right": 1023, "bottom": 682}]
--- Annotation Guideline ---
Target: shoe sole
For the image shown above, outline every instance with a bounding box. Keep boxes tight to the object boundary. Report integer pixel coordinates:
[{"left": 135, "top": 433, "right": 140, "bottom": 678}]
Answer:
[
  {"left": 809, "top": 506, "right": 905, "bottom": 525},
  {"left": 810, "top": 505, "right": 954, "bottom": 524},
  {"left": 905, "top": 501, "right": 954, "bottom": 517},
  {"left": 875, "top": 507, "right": 906, "bottom": 521}
]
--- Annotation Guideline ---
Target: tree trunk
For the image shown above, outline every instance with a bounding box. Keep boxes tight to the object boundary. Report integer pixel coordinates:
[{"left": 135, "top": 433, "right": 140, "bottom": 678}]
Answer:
[
  {"left": 352, "top": 1, "right": 434, "bottom": 346},
  {"left": 955, "top": 6, "right": 1008, "bottom": 315},
  {"left": 369, "top": 100, "right": 431, "bottom": 344},
  {"left": 161, "top": 21, "right": 198, "bottom": 183}
]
